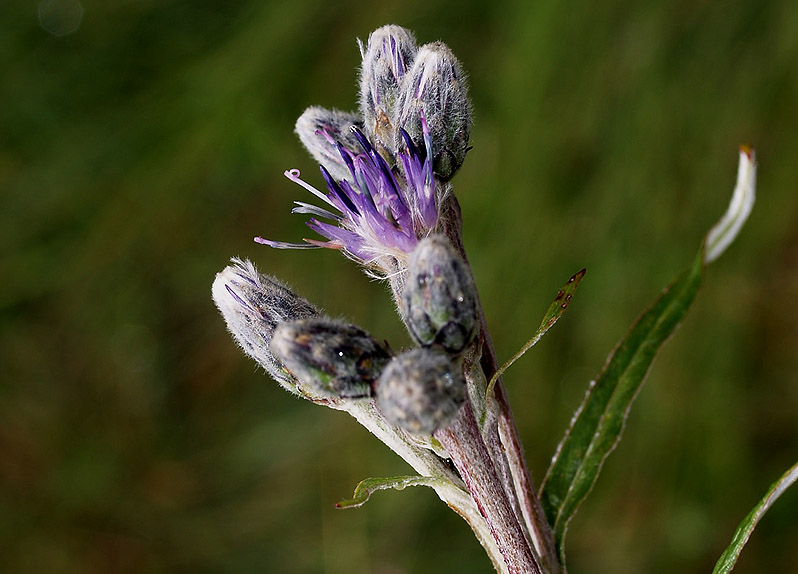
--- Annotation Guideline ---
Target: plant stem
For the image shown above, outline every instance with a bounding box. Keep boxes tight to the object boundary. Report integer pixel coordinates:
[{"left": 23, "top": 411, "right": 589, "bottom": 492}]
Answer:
[
  {"left": 338, "top": 398, "right": 509, "bottom": 573},
  {"left": 389, "top": 194, "right": 559, "bottom": 572},
  {"left": 484, "top": 342, "right": 560, "bottom": 574},
  {"left": 442, "top": 194, "right": 561, "bottom": 573},
  {"left": 436, "top": 401, "right": 542, "bottom": 574}
]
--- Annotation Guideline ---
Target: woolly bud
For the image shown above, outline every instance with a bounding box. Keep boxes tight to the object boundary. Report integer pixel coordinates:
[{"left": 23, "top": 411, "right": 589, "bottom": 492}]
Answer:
[
  {"left": 271, "top": 318, "right": 391, "bottom": 399},
  {"left": 295, "top": 106, "right": 365, "bottom": 182},
  {"left": 403, "top": 235, "right": 478, "bottom": 353},
  {"left": 376, "top": 348, "right": 466, "bottom": 434},
  {"left": 212, "top": 259, "right": 319, "bottom": 394},
  {"left": 359, "top": 25, "right": 418, "bottom": 159},
  {"left": 395, "top": 42, "right": 471, "bottom": 180}
]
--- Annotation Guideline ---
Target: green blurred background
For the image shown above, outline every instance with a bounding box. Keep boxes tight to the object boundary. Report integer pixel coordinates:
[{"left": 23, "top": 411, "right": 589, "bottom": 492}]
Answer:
[{"left": 2, "top": 0, "right": 797, "bottom": 572}]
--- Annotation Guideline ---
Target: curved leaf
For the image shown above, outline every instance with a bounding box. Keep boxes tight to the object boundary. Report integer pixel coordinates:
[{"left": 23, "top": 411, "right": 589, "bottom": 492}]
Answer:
[
  {"left": 713, "top": 460, "right": 798, "bottom": 574},
  {"left": 540, "top": 249, "right": 704, "bottom": 562},
  {"left": 705, "top": 146, "right": 757, "bottom": 263},
  {"left": 336, "top": 475, "right": 449, "bottom": 509},
  {"left": 487, "top": 268, "right": 586, "bottom": 398},
  {"left": 539, "top": 148, "right": 757, "bottom": 567}
]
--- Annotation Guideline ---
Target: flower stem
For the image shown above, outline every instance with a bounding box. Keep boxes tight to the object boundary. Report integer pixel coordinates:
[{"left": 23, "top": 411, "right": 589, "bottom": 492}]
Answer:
[
  {"left": 436, "top": 401, "right": 542, "bottom": 574},
  {"left": 486, "top": 346, "right": 560, "bottom": 574},
  {"left": 338, "top": 399, "right": 508, "bottom": 572},
  {"left": 441, "top": 194, "right": 561, "bottom": 573}
]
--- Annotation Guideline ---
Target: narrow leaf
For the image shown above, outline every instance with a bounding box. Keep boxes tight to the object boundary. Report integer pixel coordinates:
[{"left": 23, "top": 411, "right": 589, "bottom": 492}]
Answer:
[
  {"left": 540, "top": 249, "right": 705, "bottom": 562},
  {"left": 336, "top": 475, "right": 448, "bottom": 509},
  {"left": 713, "top": 460, "right": 798, "bottom": 574},
  {"left": 539, "top": 148, "right": 756, "bottom": 567},
  {"left": 486, "top": 269, "right": 586, "bottom": 398}
]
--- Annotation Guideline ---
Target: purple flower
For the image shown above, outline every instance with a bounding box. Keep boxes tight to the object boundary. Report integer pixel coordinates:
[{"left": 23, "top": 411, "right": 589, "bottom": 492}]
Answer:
[
  {"left": 255, "top": 112, "right": 439, "bottom": 267},
  {"left": 254, "top": 25, "right": 470, "bottom": 273}
]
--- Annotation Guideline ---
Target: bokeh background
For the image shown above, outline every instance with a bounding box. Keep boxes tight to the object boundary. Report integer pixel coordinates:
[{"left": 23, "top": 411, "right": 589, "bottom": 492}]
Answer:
[{"left": 2, "top": 0, "right": 797, "bottom": 572}]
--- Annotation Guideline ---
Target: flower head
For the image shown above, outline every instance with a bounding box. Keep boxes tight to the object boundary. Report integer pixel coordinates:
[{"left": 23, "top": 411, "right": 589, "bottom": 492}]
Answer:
[
  {"left": 255, "top": 25, "right": 471, "bottom": 276},
  {"left": 395, "top": 41, "right": 471, "bottom": 181},
  {"left": 255, "top": 112, "right": 440, "bottom": 270},
  {"left": 358, "top": 25, "right": 418, "bottom": 159},
  {"left": 375, "top": 347, "right": 466, "bottom": 434}
]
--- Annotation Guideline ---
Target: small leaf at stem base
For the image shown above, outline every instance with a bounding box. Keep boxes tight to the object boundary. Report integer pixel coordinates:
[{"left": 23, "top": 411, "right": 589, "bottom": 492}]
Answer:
[{"left": 336, "top": 475, "right": 451, "bottom": 509}]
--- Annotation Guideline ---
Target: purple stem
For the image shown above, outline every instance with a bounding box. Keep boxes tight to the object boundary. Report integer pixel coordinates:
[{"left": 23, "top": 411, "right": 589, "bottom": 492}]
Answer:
[
  {"left": 435, "top": 402, "right": 542, "bottom": 574},
  {"left": 440, "top": 194, "right": 560, "bottom": 574}
]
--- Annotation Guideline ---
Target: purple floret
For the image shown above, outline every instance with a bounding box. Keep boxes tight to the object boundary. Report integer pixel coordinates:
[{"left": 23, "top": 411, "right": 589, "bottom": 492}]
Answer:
[{"left": 256, "top": 113, "right": 438, "bottom": 265}]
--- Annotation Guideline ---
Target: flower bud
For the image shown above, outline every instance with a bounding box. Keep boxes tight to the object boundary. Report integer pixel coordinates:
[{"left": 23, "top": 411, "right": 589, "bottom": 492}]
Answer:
[
  {"left": 403, "top": 235, "right": 478, "bottom": 353},
  {"left": 358, "top": 25, "right": 418, "bottom": 159},
  {"left": 270, "top": 318, "right": 391, "bottom": 399},
  {"left": 212, "top": 259, "right": 319, "bottom": 394},
  {"left": 395, "top": 42, "right": 471, "bottom": 180},
  {"left": 376, "top": 348, "right": 466, "bottom": 434},
  {"left": 295, "top": 106, "right": 364, "bottom": 182}
]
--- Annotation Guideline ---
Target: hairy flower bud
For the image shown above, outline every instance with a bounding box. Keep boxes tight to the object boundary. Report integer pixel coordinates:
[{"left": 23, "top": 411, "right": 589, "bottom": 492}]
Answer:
[
  {"left": 359, "top": 25, "right": 418, "bottom": 159},
  {"left": 376, "top": 348, "right": 466, "bottom": 434},
  {"left": 295, "top": 106, "right": 365, "bottom": 182},
  {"left": 403, "top": 235, "right": 478, "bottom": 353},
  {"left": 271, "top": 318, "right": 391, "bottom": 399},
  {"left": 212, "top": 259, "right": 319, "bottom": 394},
  {"left": 395, "top": 42, "right": 471, "bottom": 180}
]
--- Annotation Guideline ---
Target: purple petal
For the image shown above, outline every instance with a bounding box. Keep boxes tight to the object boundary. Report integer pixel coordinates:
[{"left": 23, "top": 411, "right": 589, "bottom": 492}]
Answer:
[
  {"left": 307, "top": 219, "right": 370, "bottom": 259},
  {"left": 308, "top": 219, "right": 361, "bottom": 247},
  {"left": 350, "top": 126, "right": 376, "bottom": 155},
  {"left": 320, "top": 164, "right": 360, "bottom": 216},
  {"left": 335, "top": 140, "right": 358, "bottom": 182},
  {"left": 399, "top": 127, "right": 421, "bottom": 160}
]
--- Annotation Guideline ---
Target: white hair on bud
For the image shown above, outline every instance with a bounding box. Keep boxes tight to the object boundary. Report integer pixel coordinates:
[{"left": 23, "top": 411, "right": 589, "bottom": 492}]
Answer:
[
  {"left": 394, "top": 42, "right": 471, "bottom": 180},
  {"left": 359, "top": 25, "right": 419, "bottom": 157},
  {"left": 212, "top": 258, "right": 319, "bottom": 395},
  {"left": 295, "top": 106, "right": 364, "bottom": 182}
]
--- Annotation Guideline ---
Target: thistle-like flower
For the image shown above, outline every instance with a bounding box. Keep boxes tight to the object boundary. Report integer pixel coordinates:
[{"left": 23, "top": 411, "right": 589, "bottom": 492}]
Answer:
[
  {"left": 255, "top": 114, "right": 439, "bottom": 272},
  {"left": 255, "top": 25, "right": 471, "bottom": 276},
  {"left": 212, "top": 23, "right": 767, "bottom": 574}
]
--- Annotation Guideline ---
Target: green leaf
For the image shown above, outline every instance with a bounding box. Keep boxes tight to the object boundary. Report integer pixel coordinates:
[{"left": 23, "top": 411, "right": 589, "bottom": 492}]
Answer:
[
  {"left": 335, "top": 475, "right": 448, "bottom": 509},
  {"left": 540, "top": 249, "right": 704, "bottom": 563},
  {"left": 713, "top": 460, "right": 798, "bottom": 574},
  {"left": 486, "top": 268, "right": 586, "bottom": 398},
  {"left": 537, "top": 149, "right": 757, "bottom": 567}
]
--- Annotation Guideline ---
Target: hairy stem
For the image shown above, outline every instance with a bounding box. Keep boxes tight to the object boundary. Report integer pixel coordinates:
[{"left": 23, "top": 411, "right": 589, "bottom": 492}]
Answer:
[
  {"left": 483, "top": 339, "right": 560, "bottom": 574},
  {"left": 443, "top": 195, "right": 561, "bottom": 573},
  {"left": 338, "top": 399, "right": 508, "bottom": 573},
  {"left": 436, "top": 402, "right": 542, "bottom": 574},
  {"left": 388, "top": 194, "right": 559, "bottom": 573}
]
